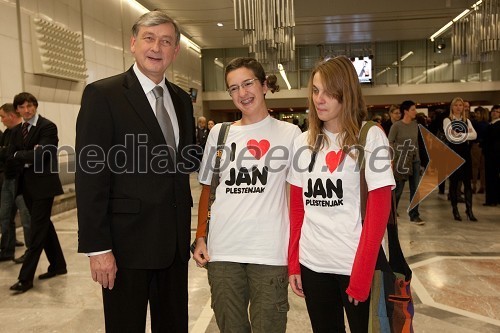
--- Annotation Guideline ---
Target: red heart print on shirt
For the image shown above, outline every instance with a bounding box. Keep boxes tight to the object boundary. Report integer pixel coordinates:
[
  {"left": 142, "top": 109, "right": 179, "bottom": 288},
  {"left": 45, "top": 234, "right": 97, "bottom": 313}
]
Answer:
[
  {"left": 247, "top": 139, "right": 270, "bottom": 160},
  {"left": 325, "top": 150, "right": 344, "bottom": 173}
]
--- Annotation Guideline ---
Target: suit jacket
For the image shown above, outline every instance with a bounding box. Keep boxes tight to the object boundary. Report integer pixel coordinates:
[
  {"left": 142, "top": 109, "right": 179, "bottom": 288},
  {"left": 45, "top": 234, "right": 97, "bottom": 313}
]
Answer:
[
  {"left": 76, "top": 66, "right": 196, "bottom": 269},
  {"left": 483, "top": 120, "right": 500, "bottom": 162},
  {"left": 8, "top": 115, "right": 63, "bottom": 199}
]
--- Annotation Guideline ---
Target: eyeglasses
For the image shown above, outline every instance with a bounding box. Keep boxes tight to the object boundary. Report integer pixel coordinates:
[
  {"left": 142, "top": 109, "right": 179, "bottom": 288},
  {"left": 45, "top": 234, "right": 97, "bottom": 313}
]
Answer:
[{"left": 227, "top": 78, "right": 259, "bottom": 96}]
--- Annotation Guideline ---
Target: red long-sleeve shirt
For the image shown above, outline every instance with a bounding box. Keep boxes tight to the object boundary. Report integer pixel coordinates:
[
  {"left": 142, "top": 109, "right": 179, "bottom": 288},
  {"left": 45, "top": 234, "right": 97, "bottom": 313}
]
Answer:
[{"left": 288, "top": 184, "right": 391, "bottom": 301}]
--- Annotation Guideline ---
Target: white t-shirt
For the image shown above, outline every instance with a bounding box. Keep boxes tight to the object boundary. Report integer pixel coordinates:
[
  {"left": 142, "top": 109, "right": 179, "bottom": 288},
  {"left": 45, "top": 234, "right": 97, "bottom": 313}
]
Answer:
[
  {"left": 287, "top": 124, "right": 395, "bottom": 275},
  {"left": 198, "top": 116, "right": 302, "bottom": 265}
]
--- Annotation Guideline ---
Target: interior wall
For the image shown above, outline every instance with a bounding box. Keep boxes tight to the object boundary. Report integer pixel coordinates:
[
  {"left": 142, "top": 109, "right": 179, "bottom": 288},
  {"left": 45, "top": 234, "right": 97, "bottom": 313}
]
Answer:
[{"left": 0, "top": 0, "right": 202, "bottom": 184}]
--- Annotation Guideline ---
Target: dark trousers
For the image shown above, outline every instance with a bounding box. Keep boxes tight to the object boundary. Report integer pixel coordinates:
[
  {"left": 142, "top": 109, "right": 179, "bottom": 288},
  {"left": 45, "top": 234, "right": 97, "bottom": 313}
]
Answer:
[
  {"left": 394, "top": 160, "right": 421, "bottom": 219},
  {"left": 301, "top": 265, "right": 370, "bottom": 333},
  {"left": 18, "top": 195, "right": 66, "bottom": 282},
  {"left": 449, "top": 172, "right": 473, "bottom": 211},
  {"left": 484, "top": 155, "right": 500, "bottom": 205},
  {"left": 102, "top": 251, "right": 188, "bottom": 333}
]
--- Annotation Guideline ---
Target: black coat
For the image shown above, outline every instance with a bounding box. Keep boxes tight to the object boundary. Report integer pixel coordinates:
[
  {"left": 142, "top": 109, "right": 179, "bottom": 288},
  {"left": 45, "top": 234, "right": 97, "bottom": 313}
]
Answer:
[
  {"left": 8, "top": 115, "right": 63, "bottom": 198},
  {"left": 76, "top": 66, "right": 196, "bottom": 269}
]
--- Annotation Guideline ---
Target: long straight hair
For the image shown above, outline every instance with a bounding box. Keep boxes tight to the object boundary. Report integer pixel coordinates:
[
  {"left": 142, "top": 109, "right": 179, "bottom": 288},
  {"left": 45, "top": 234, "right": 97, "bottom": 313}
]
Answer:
[{"left": 307, "top": 56, "right": 367, "bottom": 152}]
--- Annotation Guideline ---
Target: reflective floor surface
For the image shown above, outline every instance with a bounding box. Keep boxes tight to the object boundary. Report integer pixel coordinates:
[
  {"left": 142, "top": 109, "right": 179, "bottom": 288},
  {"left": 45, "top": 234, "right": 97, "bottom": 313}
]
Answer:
[{"left": 0, "top": 175, "right": 499, "bottom": 332}]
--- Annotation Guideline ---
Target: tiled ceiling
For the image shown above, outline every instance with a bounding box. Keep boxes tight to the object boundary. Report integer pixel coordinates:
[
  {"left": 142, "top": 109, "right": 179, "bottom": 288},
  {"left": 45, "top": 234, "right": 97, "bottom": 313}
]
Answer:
[{"left": 136, "top": 0, "right": 472, "bottom": 49}]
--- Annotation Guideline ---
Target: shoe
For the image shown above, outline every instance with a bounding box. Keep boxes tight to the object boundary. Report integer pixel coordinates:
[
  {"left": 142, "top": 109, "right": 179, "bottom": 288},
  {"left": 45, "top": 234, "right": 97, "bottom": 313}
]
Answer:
[
  {"left": 13, "top": 253, "right": 27, "bottom": 264},
  {"left": 0, "top": 255, "right": 14, "bottom": 262},
  {"left": 38, "top": 269, "right": 67, "bottom": 280},
  {"left": 483, "top": 202, "right": 497, "bottom": 207},
  {"left": 410, "top": 217, "right": 425, "bottom": 225},
  {"left": 477, "top": 188, "right": 485, "bottom": 194},
  {"left": 466, "top": 210, "right": 478, "bottom": 222},
  {"left": 9, "top": 280, "right": 33, "bottom": 293},
  {"left": 452, "top": 208, "right": 462, "bottom": 221},
  {"left": 15, "top": 240, "right": 24, "bottom": 247}
]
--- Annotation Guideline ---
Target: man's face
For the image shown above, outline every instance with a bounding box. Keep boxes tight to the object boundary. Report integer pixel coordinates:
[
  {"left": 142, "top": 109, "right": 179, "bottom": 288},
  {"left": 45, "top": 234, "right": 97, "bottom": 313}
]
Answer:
[
  {"left": 406, "top": 105, "right": 417, "bottom": 120},
  {"left": 198, "top": 118, "right": 206, "bottom": 128},
  {"left": 492, "top": 108, "right": 500, "bottom": 120},
  {"left": 17, "top": 102, "right": 37, "bottom": 121},
  {"left": 0, "top": 109, "right": 12, "bottom": 128},
  {"left": 130, "top": 23, "right": 180, "bottom": 84}
]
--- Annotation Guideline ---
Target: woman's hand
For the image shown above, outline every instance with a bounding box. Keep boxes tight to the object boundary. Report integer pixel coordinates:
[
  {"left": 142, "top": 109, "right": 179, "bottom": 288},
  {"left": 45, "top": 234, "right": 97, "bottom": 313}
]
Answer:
[
  {"left": 192, "top": 237, "right": 210, "bottom": 268},
  {"left": 348, "top": 295, "right": 360, "bottom": 306},
  {"left": 289, "top": 274, "right": 305, "bottom": 298}
]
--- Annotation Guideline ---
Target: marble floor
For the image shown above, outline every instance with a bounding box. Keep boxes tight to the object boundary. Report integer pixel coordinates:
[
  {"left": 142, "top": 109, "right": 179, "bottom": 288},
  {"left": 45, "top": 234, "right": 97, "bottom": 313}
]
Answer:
[{"left": 0, "top": 175, "right": 499, "bottom": 332}]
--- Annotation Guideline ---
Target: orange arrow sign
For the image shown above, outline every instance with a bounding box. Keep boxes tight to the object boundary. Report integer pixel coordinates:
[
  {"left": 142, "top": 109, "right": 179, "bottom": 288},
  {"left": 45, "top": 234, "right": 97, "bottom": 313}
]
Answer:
[{"left": 408, "top": 125, "right": 465, "bottom": 211}]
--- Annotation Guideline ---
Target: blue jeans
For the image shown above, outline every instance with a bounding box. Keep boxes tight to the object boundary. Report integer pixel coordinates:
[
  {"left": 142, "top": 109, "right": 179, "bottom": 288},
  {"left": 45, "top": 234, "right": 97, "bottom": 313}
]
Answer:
[
  {"left": 394, "top": 160, "right": 421, "bottom": 219},
  {"left": 0, "top": 178, "right": 31, "bottom": 257}
]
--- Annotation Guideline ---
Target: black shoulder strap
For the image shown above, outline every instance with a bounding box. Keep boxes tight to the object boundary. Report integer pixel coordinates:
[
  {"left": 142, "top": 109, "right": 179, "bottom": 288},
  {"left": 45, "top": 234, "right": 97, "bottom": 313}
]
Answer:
[
  {"left": 207, "top": 122, "right": 231, "bottom": 234},
  {"left": 208, "top": 122, "right": 230, "bottom": 208}
]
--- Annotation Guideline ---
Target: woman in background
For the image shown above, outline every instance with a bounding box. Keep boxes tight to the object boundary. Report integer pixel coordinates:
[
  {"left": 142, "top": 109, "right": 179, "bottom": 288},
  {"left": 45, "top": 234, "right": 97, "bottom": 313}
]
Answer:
[{"left": 443, "top": 97, "right": 477, "bottom": 221}]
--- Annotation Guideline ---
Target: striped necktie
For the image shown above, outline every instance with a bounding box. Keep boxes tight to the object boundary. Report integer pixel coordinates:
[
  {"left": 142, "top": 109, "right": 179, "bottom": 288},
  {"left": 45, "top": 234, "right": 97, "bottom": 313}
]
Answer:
[
  {"left": 152, "top": 86, "right": 177, "bottom": 151},
  {"left": 22, "top": 122, "right": 29, "bottom": 144}
]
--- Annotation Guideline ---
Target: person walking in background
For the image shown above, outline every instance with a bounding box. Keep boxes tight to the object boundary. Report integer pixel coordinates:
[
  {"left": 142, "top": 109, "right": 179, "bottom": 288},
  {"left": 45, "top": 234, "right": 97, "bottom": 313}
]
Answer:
[
  {"left": 382, "top": 104, "right": 401, "bottom": 135},
  {"left": 193, "top": 57, "right": 301, "bottom": 333},
  {"left": 388, "top": 100, "right": 425, "bottom": 224},
  {"left": 76, "top": 10, "right": 196, "bottom": 332},
  {"left": 482, "top": 105, "right": 500, "bottom": 206},
  {"left": 8, "top": 92, "right": 66, "bottom": 294},
  {"left": 443, "top": 97, "right": 477, "bottom": 221},
  {"left": 0, "top": 103, "right": 31, "bottom": 263},
  {"left": 287, "top": 56, "right": 395, "bottom": 333}
]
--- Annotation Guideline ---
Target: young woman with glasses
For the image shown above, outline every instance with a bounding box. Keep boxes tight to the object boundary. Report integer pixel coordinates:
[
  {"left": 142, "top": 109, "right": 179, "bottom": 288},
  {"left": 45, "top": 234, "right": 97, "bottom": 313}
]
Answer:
[{"left": 193, "top": 57, "right": 301, "bottom": 333}]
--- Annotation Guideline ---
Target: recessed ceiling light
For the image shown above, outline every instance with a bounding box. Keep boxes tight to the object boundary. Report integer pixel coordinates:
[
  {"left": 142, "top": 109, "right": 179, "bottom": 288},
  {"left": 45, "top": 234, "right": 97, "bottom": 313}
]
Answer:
[{"left": 217, "top": 23, "right": 223, "bottom": 27}]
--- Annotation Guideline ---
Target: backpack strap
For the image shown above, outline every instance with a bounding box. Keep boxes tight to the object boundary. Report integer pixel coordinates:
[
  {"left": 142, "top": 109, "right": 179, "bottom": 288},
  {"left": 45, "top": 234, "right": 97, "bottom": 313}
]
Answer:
[{"left": 358, "top": 121, "right": 379, "bottom": 220}]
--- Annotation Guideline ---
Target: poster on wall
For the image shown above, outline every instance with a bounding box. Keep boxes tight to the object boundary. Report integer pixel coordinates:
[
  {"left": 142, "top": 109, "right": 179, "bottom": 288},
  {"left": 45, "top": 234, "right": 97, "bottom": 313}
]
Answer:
[{"left": 351, "top": 57, "right": 372, "bottom": 83}]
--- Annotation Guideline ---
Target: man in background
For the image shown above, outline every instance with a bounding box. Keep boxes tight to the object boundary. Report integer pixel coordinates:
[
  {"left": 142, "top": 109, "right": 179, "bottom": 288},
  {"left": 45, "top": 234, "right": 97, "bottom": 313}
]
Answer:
[
  {"left": 388, "top": 100, "right": 425, "bottom": 225},
  {"left": 0, "top": 103, "right": 31, "bottom": 263},
  {"left": 8, "top": 92, "right": 66, "bottom": 294}
]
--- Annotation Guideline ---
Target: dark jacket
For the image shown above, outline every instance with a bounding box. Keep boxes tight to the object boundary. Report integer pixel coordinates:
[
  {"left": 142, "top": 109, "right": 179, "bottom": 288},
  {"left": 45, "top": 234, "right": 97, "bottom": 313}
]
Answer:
[
  {"left": 76, "top": 66, "right": 196, "bottom": 269},
  {"left": 7, "top": 115, "right": 63, "bottom": 198}
]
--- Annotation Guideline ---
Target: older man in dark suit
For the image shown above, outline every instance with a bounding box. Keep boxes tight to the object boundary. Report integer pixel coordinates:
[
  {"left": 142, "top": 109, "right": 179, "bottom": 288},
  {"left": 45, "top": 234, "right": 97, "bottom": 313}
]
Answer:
[
  {"left": 76, "top": 10, "right": 196, "bottom": 333},
  {"left": 8, "top": 92, "right": 66, "bottom": 293}
]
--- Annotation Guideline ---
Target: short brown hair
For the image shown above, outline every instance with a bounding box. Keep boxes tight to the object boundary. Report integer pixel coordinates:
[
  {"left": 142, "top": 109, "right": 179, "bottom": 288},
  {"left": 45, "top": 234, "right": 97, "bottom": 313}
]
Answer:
[{"left": 0, "top": 103, "right": 21, "bottom": 117}]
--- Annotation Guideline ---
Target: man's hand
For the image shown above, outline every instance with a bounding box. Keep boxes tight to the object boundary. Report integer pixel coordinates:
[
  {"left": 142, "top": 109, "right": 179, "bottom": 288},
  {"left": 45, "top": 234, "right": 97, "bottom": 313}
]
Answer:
[
  {"left": 89, "top": 252, "right": 118, "bottom": 290},
  {"left": 193, "top": 237, "right": 210, "bottom": 268}
]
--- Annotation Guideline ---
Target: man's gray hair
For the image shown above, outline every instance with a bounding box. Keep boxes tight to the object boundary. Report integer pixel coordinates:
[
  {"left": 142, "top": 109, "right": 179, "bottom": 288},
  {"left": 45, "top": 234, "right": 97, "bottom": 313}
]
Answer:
[{"left": 132, "top": 10, "right": 181, "bottom": 45}]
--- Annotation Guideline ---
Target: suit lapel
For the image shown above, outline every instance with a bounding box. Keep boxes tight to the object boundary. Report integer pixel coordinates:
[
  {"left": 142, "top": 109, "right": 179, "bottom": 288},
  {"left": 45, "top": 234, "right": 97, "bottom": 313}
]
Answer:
[{"left": 123, "top": 68, "right": 165, "bottom": 145}]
